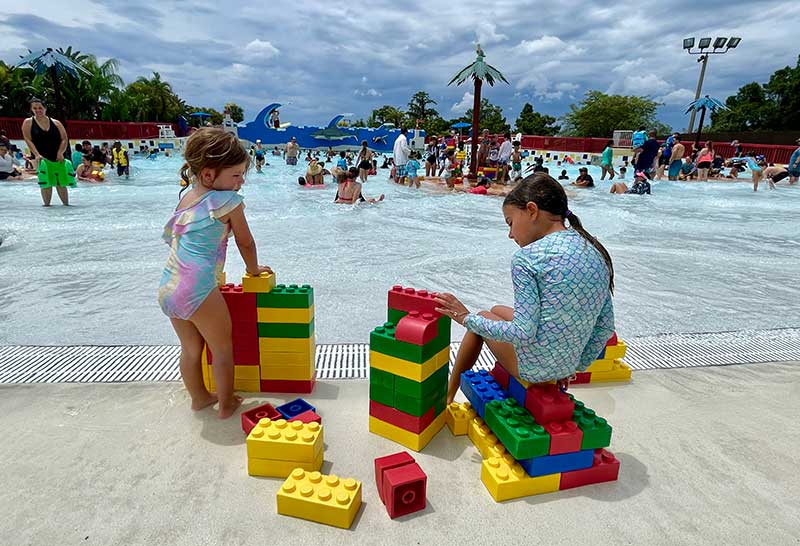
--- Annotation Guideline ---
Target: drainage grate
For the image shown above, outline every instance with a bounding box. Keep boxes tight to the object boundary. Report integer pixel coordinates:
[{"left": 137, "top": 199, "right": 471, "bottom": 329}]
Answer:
[{"left": 0, "top": 328, "right": 798, "bottom": 385}]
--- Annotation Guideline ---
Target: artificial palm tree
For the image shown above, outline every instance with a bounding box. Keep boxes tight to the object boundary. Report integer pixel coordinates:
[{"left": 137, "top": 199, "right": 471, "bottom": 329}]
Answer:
[
  {"left": 685, "top": 95, "right": 727, "bottom": 148},
  {"left": 15, "top": 47, "right": 90, "bottom": 121},
  {"left": 448, "top": 44, "right": 509, "bottom": 180}
]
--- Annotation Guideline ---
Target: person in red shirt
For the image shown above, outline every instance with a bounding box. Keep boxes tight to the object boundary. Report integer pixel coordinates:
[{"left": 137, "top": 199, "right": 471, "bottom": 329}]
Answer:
[{"left": 469, "top": 177, "right": 491, "bottom": 194}]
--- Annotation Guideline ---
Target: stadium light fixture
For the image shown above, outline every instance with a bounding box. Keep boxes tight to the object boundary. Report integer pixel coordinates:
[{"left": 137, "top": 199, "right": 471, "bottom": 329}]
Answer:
[
  {"left": 683, "top": 36, "right": 741, "bottom": 134},
  {"left": 683, "top": 38, "right": 695, "bottom": 50},
  {"left": 713, "top": 37, "right": 728, "bottom": 49},
  {"left": 698, "top": 37, "right": 712, "bottom": 49},
  {"left": 727, "top": 37, "right": 741, "bottom": 49}
]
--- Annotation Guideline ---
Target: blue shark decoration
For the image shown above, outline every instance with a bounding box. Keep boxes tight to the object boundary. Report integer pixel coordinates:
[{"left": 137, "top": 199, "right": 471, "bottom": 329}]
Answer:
[{"left": 237, "top": 103, "right": 424, "bottom": 153}]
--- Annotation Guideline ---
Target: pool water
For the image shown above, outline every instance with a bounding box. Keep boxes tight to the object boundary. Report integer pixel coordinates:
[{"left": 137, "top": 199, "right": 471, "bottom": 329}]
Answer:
[{"left": 1, "top": 156, "right": 798, "bottom": 346}]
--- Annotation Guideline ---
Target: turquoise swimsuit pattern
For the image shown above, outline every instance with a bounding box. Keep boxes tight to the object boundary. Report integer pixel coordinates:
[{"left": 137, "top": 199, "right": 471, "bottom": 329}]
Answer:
[
  {"left": 158, "top": 190, "right": 244, "bottom": 320},
  {"left": 464, "top": 229, "right": 615, "bottom": 383}
]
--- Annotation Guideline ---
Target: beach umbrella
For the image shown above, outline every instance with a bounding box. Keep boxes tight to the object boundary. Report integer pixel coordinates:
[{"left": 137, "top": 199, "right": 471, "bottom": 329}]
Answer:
[
  {"left": 15, "top": 47, "right": 90, "bottom": 121},
  {"left": 685, "top": 95, "right": 726, "bottom": 148},
  {"left": 451, "top": 121, "right": 471, "bottom": 137},
  {"left": 448, "top": 44, "right": 509, "bottom": 180}
]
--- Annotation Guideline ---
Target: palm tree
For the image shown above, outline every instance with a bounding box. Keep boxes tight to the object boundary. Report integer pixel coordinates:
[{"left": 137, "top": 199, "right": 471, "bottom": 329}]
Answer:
[
  {"left": 15, "top": 47, "right": 90, "bottom": 121},
  {"left": 685, "top": 95, "right": 727, "bottom": 148},
  {"left": 0, "top": 61, "right": 41, "bottom": 116},
  {"left": 448, "top": 44, "right": 509, "bottom": 180}
]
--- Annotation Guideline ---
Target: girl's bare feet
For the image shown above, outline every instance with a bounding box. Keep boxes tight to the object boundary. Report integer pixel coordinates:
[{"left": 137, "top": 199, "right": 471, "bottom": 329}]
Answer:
[
  {"left": 218, "top": 394, "right": 243, "bottom": 419},
  {"left": 191, "top": 392, "right": 218, "bottom": 411}
]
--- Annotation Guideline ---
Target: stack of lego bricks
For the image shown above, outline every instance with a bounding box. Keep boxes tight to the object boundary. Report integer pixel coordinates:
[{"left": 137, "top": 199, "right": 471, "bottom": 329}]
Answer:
[
  {"left": 368, "top": 286, "right": 451, "bottom": 451},
  {"left": 451, "top": 364, "right": 619, "bottom": 501},
  {"left": 246, "top": 416, "right": 324, "bottom": 478},
  {"left": 572, "top": 332, "right": 632, "bottom": 384},
  {"left": 201, "top": 273, "right": 317, "bottom": 394}
]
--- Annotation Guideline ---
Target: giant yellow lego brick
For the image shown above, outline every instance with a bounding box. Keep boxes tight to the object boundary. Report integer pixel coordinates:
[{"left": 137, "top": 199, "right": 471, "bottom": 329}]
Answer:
[
  {"left": 248, "top": 448, "right": 323, "bottom": 478},
  {"left": 589, "top": 360, "right": 632, "bottom": 382},
  {"left": 234, "top": 365, "right": 261, "bottom": 380},
  {"left": 259, "top": 336, "right": 315, "bottom": 354},
  {"left": 242, "top": 272, "right": 276, "bottom": 293},
  {"left": 468, "top": 416, "right": 507, "bottom": 460},
  {"left": 604, "top": 341, "right": 627, "bottom": 360},
  {"left": 277, "top": 469, "right": 362, "bottom": 529},
  {"left": 481, "top": 455, "right": 561, "bottom": 502},
  {"left": 247, "top": 419, "right": 323, "bottom": 461},
  {"left": 585, "top": 358, "right": 615, "bottom": 373},
  {"left": 260, "top": 364, "right": 315, "bottom": 381},
  {"left": 369, "top": 412, "right": 445, "bottom": 452},
  {"left": 259, "top": 349, "right": 315, "bottom": 368},
  {"left": 257, "top": 305, "right": 315, "bottom": 324},
  {"left": 201, "top": 348, "right": 209, "bottom": 366},
  {"left": 368, "top": 347, "right": 449, "bottom": 383},
  {"left": 446, "top": 402, "right": 476, "bottom": 436},
  {"left": 202, "top": 363, "right": 212, "bottom": 391},
  {"left": 234, "top": 378, "right": 261, "bottom": 392},
  {"left": 218, "top": 271, "right": 227, "bottom": 286}
]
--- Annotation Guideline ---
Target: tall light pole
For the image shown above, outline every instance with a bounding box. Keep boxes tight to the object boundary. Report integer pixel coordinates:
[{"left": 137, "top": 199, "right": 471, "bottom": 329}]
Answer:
[{"left": 683, "top": 36, "right": 741, "bottom": 134}]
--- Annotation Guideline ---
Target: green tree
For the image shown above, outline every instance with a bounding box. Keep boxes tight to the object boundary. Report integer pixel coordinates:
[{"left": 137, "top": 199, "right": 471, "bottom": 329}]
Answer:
[
  {"left": 185, "top": 106, "right": 223, "bottom": 126},
  {"left": 562, "top": 91, "right": 669, "bottom": 137},
  {"left": 368, "top": 105, "right": 406, "bottom": 127},
  {"left": 0, "top": 62, "right": 42, "bottom": 116},
  {"left": 125, "top": 72, "right": 184, "bottom": 121},
  {"left": 457, "top": 98, "right": 509, "bottom": 134},
  {"left": 407, "top": 91, "right": 438, "bottom": 122},
  {"left": 224, "top": 102, "right": 244, "bottom": 123},
  {"left": 514, "top": 103, "right": 560, "bottom": 136}
]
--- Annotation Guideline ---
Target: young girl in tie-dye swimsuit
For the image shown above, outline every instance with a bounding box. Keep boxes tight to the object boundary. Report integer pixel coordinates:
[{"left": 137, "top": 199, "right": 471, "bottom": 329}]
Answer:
[
  {"left": 158, "top": 129, "right": 272, "bottom": 419},
  {"left": 435, "top": 173, "right": 615, "bottom": 403}
]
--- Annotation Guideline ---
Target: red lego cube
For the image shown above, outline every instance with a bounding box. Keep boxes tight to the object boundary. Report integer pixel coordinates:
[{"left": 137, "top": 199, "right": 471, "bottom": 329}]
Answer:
[
  {"left": 288, "top": 409, "right": 322, "bottom": 424},
  {"left": 490, "top": 361, "right": 510, "bottom": 390},
  {"left": 382, "top": 462, "right": 427, "bottom": 518},
  {"left": 606, "top": 332, "right": 618, "bottom": 346},
  {"left": 369, "top": 400, "right": 436, "bottom": 434},
  {"left": 559, "top": 449, "right": 620, "bottom": 490},
  {"left": 241, "top": 402, "right": 282, "bottom": 435},
  {"left": 220, "top": 284, "right": 257, "bottom": 322},
  {"left": 524, "top": 383, "right": 574, "bottom": 424},
  {"left": 387, "top": 286, "right": 442, "bottom": 317},
  {"left": 394, "top": 311, "right": 438, "bottom": 345},
  {"left": 543, "top": 420, "right": 584, "bottom": 454},
  {"left": 572, "top": 372, "right": 591, "bottom": 384},
  {"left": 374, "top": 451, "right": 416, "bottom": 504}
]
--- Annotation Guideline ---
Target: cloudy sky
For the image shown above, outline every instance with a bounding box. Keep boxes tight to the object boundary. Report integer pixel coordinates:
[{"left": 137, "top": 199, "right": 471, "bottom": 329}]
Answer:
[{"left": 2, "top": 0, "right": 798, "bottom": 131}]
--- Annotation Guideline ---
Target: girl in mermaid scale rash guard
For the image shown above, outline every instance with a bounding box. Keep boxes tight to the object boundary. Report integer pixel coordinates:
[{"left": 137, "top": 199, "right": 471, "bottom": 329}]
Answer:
[
  {"left": 435, "top": 173, "right": 615, "bottom": 403},
  {"left": 158, "top": 129, "right": 273, "bottom": 419}
]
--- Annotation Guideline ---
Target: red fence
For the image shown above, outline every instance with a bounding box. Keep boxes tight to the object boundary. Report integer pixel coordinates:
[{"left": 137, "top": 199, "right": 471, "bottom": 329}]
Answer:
[{"left": 0, "top": 117, "right": 172, "bottom": 141}]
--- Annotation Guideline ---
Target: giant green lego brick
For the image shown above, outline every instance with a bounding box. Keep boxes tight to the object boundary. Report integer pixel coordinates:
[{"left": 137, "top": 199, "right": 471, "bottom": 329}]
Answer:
[
  {"left": 394, "top": 391, "right": 446, "bottom": 418},
  {"left": 571, "top": 398, "right": 613, "bottom": 450},
  {"left": 369, "top": 382, "right": 394, "bottom": 407},
  {"left": 258, "top": 320, "right": 315, "bottom": 339},
  {"left": 484, "top": 398, "right": 550, "bottom": 460},
  {"left": 256, "top": 284, "right": 314, "bottom": 309},
  {"left": 370, "top": 321, "right": 450, "bottom": 364},
  {"left": 369, "top": 367, "right": 396, "bottom": 391},
  {"left": 393, "top": 366, "right": 448, "bottom": 399}
]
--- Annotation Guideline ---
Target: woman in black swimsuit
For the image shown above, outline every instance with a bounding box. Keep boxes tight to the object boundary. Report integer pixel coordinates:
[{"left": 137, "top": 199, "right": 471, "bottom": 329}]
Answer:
[
  {"left": 21, "top": 99, "right": 69, "bottom": 206},
  {"left": 356, "top": 140, "right": 374, "bottom": 183}
]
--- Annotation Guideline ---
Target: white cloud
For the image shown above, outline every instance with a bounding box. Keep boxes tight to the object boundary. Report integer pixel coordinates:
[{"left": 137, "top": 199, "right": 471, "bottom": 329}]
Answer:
[
  {"left": 451, "top": 91, "right": 474, "bottom": 113},
  {"left": 475, "top": 22, "right": 508, "bottom": 45},
  {"left": 617, "top": 73, "right": 673, "bottom": 96},
  {"left": 361, "top": 76, "right": 367, "bottom": 83},
  {"left": 243, "top": 39, "right": 279, "bottom": 60},
  {"left": 659, "top": 88, "right": 695, "bottom": 105},
  {"left": 555, "top": 82, "right": 579, "bottom": 92},
  {"left": 515, "top": 36, "right": 584, "bottom": 57},
  {"left": 612, "top": 58, "right": 644, "bottom": 74},
  {"left": 354, "top": 88, "right": 382, "bottom": 97}
]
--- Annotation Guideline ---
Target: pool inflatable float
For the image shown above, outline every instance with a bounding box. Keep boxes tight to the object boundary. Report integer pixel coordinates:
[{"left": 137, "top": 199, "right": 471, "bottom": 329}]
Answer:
[{"left": 37, "top": 159, "right": 76, "bottom": 188}]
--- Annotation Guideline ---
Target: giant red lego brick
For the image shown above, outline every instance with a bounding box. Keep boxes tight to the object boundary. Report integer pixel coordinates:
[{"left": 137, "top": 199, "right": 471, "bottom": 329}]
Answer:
[
  {"left": 559, "top": 448, "right": 620, "bottom": 490},
  {"left": 394, "top": 311, "right": 438, "bottom": 345},
  {"left": 289, "top": 409, "right": 322, "bottom": 424},
  {"left": 369, "top": 400, "right": 437, "bottom": 434},
  {"left": 374, "top": 451, "right": 415, "bottom": 504},
  {"left": 382, "top": 461, "right": 427, "bottom": 518},
  {"left": 260, "top": 373, "right": 316, "bottom": 394},
  {"left": 572, "top": 372, "right": 591, "bottom": 384},
  {"left": 220, "top": 284, "right": 257, "bottom": 321},
  {"left": 387, "top": 286, "right": 442, "bottom": 317},
  {"left": 606, "top": 332, "right": 618, "bottom": 346},
  {"left": 490, "top": 361, "right": 510, "bottom": 390},
  {"left": 241, "top": 402, "right": 282, "bottom": 435},
  {"left": 206, "top": 344, "right": 260, "bottom": 366},
  {"left": 543, "top": 420, "right": 584, "bottom": 455},
  {"left": 524, "top": 383, "right": 575, "bottom": 424}
]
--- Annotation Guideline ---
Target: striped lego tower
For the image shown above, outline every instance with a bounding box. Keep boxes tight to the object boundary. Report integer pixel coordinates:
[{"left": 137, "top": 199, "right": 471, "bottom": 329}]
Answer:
[
  {"left": 368, "top": 286, "right": 450, "bottom": 451},
  {"left": 201, "top": 273, "right": 316, "bottom": 394}
]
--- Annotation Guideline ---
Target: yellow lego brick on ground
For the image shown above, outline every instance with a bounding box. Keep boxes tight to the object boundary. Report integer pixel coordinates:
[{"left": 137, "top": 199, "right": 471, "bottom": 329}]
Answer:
[
  {"left": 248, "top": 449, "right": 323, "bottom": 478},
  {"left": 585, "top": 358, "right": 615, "bottom": 373},
  {"left": 247, "top": 419, "right": 323, "bottom": 461},
  {"left": 590, "top": 360, "right": 632, "bottom": 382},
  {"left": 242, "top": 272, "right": 276, "bottom": 293},
  {"left": 481, "top": 455, "right": 561, "bottom": 502},
  {"left": 257, "top": 305, "right": 315, "bottom": 324},
  {"left": 369, "top": 412, "right": 445, "bottom": 452},
  {"left": 277, "top": 469, "right": 362, "bottom": 529},
  {"left": 468, "top": 417, "right": 507, "bottom": 460},
  {"left": 260, "top": 364, "right": 315, "bottom": 381},
  {"left": 234, "top": 378, "right": 261, "bottom": 392},
  {"left": 259, "top": 336, "right": 315, "bottom": 354},
  {"left": 446, "top": 402, "right": 476, "bottom": 436},
  {"left": 201, "top": 363, "right": 212, "bottom": 391},
  {"left": 234, "top": 365, "right": 260, "bottom": 380},
  {"left": 259, "top": 350, "right": 315, "bottom": 368},
  {"left": 604, "top": 340, "right": 627, "bottom": 360},
  {"left": 368, "top": 347, "right": 449, "bottom": 383}
]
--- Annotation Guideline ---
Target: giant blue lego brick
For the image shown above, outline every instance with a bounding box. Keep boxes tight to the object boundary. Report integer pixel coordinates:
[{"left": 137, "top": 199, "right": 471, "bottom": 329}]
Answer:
[
  {"left": 276, "top": 398, "right": 316, "bottom": 420},
  {"left": 459, "top": 370, "right": 508, "bottom": 418},
  {"left": 507, "top": 375, "right": 528, "bottom": 406},
  {"left": 518, "top": 449, "right": 595, "bottom": 477}
]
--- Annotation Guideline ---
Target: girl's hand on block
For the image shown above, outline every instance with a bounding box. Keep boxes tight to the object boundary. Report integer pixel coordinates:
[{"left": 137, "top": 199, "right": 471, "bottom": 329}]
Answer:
[{"left": 434, "top": 293, "right": 470, "bottom": 325}]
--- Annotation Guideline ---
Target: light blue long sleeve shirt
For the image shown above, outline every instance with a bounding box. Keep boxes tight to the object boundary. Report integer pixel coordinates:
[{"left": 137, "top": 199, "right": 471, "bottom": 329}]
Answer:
[{"left": 464, "top": 229, "right": 615, "bottom": 382}]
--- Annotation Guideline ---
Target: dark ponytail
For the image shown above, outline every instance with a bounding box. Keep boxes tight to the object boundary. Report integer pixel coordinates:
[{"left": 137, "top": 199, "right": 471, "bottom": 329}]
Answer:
[{"left": 504, "top": 173, "right": 615, "bottom": 292}]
